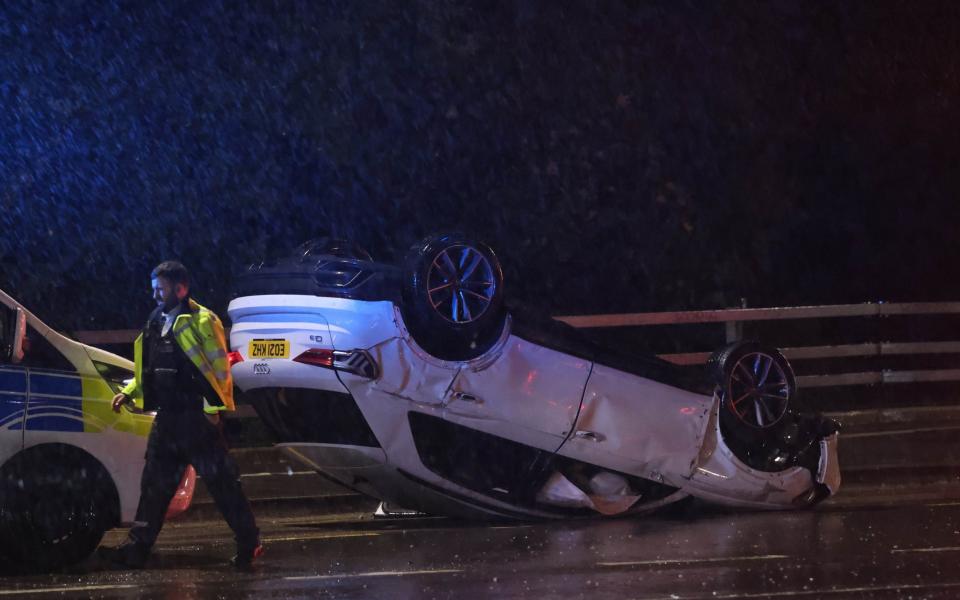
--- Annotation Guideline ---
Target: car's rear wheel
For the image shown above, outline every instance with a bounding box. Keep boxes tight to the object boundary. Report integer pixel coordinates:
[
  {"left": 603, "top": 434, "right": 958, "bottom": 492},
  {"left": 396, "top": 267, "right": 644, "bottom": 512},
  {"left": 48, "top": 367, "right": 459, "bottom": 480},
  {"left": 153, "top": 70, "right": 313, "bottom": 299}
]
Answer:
[
  {"left": 710, "top": 341, "right": 797, "bottom": 444},
  {"left": 0, "top": 445, "right": 119, "bottom": 571},
  {"left": 402, "top": 233, "right": 506, "bottom": 361}
]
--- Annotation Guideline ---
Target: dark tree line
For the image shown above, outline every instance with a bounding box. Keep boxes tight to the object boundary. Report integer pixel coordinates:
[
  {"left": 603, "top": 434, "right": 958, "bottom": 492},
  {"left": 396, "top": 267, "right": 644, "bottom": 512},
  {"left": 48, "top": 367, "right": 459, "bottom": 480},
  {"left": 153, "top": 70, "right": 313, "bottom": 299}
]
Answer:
[{"left": 2, "top": 1, "right": 959, "bottom": 333}]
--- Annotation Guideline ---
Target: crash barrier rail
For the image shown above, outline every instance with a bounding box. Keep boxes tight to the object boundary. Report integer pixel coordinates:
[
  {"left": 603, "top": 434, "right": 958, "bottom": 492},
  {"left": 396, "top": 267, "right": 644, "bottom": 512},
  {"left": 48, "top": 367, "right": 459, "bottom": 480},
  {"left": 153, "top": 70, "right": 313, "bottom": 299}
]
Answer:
[
  {"left": 74, "top": 301, "right": 960, "bottom": 391},
  {"left": 556, "top": 302, "right": 960, "bottom": 389}
]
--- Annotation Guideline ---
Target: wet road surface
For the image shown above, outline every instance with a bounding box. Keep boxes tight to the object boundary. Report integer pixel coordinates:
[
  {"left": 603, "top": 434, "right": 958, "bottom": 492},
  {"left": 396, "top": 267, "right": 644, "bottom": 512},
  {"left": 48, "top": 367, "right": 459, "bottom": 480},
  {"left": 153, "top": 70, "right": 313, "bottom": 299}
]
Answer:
[{"left": 3, "top": 487, "right": 960, "bottom": 599}]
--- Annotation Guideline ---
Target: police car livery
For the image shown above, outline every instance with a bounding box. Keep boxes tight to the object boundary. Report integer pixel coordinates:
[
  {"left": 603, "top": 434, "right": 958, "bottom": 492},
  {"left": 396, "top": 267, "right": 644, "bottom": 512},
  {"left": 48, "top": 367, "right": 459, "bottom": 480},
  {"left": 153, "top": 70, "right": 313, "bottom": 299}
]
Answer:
[{"left": 0, "top": 289, "right": 194, "bottom": 570}]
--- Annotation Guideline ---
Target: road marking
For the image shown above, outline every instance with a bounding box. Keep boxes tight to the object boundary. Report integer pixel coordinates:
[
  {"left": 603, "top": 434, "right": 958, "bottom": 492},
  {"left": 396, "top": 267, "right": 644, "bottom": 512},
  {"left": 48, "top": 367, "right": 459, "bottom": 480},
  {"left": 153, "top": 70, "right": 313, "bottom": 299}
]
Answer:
[
  {"left": 638, "top": 580, "right": 960, "bottom": 599},
  {"left": 843, "top": 425, "right": 960, "bottom": 438},
  {"left": 0, "top": 585, "right": 138, "bottom": 596},
  {"left": 262, "top": 531, "right": 380, "bottom": 543},
  {"left": 285, "top": 568, "right": 464, "bottom": 581},
  {"left": 891, "top": 545, "right": 960, "bottom": 554},
  {"left": 598, "top": 554, "right": 790, "bottom": 568},
  {"left": 241, "top": 471, "right": 314, "bottom": 478},
  {"left": 160, "top": 531, "right": 379, "bottom": 551}
]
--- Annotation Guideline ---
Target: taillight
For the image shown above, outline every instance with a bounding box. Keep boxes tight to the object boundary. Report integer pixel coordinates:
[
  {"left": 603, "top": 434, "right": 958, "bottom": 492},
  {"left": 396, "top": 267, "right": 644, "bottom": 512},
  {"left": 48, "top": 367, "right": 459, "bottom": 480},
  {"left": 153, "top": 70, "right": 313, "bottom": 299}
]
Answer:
[
  {"left": 227, "top": 351, "right": 244, "bottom": 366},
  {"left": 293, "top": 348, "right": 335, "bottom": 368},
  {"left": 292, "top": 348, "right": 378, "bottom": 379}
]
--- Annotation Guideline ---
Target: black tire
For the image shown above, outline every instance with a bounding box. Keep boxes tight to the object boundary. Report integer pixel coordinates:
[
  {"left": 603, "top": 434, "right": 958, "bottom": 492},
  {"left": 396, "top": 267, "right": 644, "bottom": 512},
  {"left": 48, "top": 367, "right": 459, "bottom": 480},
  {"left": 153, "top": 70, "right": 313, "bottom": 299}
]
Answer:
[
  {"left": 401, "top": 233, "right": 506, "bottom": 361},
  {"left": 709, "top": 341, "right": 798, "bottom": 444},
  {"left": 0, "top": 445, "right": 119, "bottom": 571}
]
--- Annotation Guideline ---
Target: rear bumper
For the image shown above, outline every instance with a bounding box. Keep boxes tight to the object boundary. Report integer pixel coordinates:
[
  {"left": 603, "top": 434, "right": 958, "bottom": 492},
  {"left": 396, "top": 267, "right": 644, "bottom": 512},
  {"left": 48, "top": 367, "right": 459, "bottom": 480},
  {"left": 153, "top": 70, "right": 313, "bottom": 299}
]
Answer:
[
  {"left": 243, "top": 387, "right": 381, "bottom": 448},
  {"left": 232, "top": 358, "right": 347, "bottom": 395}
]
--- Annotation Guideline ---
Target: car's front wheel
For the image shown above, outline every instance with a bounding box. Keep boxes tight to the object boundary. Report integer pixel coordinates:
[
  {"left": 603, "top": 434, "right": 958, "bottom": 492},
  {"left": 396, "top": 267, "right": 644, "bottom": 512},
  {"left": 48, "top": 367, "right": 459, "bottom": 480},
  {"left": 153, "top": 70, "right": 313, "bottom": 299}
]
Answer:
[
  {"left": 401, "top": 233, "right": 506, "bottom": 361},
  {"left": 0, "top": 445, "right": 119, "bottom": 571},
  {"left": 709, "top": 341, "right": 798, "bottom": 444}
]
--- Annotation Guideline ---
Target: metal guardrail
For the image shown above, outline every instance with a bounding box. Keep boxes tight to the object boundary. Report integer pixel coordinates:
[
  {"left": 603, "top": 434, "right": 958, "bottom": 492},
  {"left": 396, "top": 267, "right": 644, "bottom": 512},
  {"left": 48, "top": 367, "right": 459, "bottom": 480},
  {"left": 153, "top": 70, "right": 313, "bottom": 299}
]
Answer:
[
  {"left": 555, "top": 302, "right": 960, "bottom": 328},
  {"left": 556, "top": 302, "right": 960, "bottom": 389},
  {"left": 75, "top": 301, "right": 960, "bottom": 390}
]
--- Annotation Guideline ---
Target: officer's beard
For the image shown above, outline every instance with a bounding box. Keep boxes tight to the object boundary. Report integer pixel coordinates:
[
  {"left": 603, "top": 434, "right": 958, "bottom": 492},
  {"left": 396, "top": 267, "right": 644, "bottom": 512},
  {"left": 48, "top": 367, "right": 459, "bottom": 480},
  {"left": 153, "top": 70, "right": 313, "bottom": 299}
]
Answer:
[{"left": 160, "top": 296, "right": 181, "bottom": 313}]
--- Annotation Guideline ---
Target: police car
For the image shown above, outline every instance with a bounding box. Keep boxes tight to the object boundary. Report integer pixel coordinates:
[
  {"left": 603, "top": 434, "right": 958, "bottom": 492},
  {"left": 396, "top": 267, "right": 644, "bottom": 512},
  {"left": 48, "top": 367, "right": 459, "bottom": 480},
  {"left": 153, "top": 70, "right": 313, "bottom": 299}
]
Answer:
[
  {"left": 228, "top": 235, "right": 840, "bottom": 521},
  {"left": 0, "top": 288, "right": 195, "bottom": 570}
]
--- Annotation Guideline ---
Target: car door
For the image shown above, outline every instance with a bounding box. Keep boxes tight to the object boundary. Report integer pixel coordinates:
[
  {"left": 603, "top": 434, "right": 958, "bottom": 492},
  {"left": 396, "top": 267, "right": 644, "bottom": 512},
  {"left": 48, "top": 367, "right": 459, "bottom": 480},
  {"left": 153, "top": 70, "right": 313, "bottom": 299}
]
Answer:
[
  {"left": 556, "top": 363, "right": 714, "bottom": 484},
  {"left": 19, "top": 323, "right": 87, "bottom": 437},
  {"left": 0, "top": 306, "right": 27, "bottom": 461},
  {"left": 443, "top": 335, "right": 591, "bottom": 453},
  {"left": 0, "top": 366, "right": 27, "bottom": 460}
]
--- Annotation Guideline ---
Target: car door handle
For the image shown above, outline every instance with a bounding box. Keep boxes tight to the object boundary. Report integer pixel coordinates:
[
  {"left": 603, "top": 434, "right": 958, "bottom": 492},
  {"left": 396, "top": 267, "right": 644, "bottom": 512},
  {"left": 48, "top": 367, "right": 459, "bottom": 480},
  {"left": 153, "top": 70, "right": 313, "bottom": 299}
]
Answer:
[
  {"left": 450, "top": 391, "right": 483, "bottom": 404},
  {"left": 574, "top": 430, "right": 605, "bottom": 442}
]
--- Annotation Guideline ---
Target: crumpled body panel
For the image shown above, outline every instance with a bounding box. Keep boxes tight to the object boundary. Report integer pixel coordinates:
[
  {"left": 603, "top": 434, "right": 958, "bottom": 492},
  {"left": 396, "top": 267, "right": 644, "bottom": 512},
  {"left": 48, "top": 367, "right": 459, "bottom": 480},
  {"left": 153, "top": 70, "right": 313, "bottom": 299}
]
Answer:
[
  {"left": 445, "top": 335, "right": 590, "bottom": 451},
  {"left": 557, "top": 364, "right": 714, "bottom": 484},
  {"left": 366, "top": 337, "right": 459, "bottom": 406}
]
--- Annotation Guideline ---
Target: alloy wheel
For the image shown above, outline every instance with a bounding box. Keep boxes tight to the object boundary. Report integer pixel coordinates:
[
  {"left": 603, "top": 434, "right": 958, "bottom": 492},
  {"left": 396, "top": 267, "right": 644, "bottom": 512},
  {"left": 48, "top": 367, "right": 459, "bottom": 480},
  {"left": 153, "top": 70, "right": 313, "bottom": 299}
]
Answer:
[
  {"left": 426, "top": 245, "right": 497, "bottom": 324},
  {"left": 726, "top": 351, "right": 791, "bottom": 428}
]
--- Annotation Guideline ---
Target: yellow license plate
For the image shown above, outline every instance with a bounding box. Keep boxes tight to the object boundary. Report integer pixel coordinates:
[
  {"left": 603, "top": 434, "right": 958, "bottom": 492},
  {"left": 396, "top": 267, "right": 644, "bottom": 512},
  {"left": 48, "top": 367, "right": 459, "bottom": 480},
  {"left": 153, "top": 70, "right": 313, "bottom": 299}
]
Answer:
[{"left": 248, "top": 339, "right": 290, "bottom": 359}]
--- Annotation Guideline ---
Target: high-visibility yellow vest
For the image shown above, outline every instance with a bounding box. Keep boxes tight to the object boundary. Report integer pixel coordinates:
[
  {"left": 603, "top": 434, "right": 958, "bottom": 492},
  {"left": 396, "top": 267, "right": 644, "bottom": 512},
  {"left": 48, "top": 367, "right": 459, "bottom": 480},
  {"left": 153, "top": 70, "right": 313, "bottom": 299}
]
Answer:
[{"left": 121, "top": 299, "right": 234, "bottom": 414}]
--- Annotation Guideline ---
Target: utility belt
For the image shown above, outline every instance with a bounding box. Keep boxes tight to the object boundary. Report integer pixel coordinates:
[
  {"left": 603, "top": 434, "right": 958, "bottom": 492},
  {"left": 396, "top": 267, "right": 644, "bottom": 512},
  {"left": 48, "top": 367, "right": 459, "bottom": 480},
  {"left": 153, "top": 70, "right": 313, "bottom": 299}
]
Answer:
[
  {"left": 144, "top": 369, "right": 203, "bottom": 413},
  {"left": 148, "top": 367, "right": 182, "bottom": 392}
]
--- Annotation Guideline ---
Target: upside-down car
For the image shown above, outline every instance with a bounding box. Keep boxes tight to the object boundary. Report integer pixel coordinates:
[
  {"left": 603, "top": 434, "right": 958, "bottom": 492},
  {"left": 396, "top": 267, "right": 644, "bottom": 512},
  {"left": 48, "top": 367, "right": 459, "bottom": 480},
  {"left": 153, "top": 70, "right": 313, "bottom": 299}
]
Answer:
[{"left": 227, "top": 234, "right": 840, "bottom": 520}]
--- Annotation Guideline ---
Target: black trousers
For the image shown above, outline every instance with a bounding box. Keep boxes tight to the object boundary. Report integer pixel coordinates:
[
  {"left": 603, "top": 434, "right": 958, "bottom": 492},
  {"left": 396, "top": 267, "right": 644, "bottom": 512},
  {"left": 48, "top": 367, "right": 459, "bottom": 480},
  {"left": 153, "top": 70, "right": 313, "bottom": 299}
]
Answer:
[{"left": 128, "top": 409, "right": 259, "bottom": 550}]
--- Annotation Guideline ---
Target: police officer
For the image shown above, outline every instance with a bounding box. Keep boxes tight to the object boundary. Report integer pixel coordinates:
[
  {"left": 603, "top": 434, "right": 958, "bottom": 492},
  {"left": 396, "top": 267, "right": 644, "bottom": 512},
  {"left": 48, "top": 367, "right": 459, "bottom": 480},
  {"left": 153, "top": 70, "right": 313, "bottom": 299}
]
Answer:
[{"left": 99, "top": 261, "right": 262, "bottom": 569}]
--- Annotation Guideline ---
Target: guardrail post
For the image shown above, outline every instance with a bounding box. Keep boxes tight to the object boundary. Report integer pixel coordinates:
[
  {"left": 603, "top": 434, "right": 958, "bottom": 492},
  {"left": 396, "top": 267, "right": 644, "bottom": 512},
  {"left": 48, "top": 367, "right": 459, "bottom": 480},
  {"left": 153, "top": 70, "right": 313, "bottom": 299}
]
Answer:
[{"left": 725, "top": 298, "right": 747, "bottom": 343}]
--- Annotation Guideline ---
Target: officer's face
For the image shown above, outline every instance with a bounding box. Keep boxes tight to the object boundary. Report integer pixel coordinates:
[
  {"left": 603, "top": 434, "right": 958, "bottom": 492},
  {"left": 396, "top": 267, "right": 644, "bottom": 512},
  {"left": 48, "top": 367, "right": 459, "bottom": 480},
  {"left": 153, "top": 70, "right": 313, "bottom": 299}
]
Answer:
[{"left": 152, "top": 276, "right": 185, "bottom": 311}]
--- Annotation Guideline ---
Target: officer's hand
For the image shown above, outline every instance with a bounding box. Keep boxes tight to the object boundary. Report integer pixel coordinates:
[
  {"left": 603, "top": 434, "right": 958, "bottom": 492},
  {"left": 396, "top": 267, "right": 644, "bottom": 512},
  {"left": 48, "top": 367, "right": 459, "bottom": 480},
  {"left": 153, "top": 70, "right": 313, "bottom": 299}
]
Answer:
[{"left": 112, "top": 392, "right": 130, "bottom": 413}]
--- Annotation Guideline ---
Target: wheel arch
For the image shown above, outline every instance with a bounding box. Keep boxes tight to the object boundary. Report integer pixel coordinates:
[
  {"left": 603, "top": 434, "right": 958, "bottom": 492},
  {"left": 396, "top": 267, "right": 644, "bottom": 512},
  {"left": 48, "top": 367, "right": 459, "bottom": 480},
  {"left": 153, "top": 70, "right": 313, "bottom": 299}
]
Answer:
[{"left": 400, "top": 232, "right": 507, "bottom": 361}]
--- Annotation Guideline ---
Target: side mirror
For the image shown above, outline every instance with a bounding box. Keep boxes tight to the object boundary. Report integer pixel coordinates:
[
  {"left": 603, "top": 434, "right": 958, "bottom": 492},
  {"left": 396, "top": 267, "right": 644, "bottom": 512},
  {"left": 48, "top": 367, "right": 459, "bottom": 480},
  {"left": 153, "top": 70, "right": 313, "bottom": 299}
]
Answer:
[{"left": 5, "top": 307, "right": 26, "bottom": 364}]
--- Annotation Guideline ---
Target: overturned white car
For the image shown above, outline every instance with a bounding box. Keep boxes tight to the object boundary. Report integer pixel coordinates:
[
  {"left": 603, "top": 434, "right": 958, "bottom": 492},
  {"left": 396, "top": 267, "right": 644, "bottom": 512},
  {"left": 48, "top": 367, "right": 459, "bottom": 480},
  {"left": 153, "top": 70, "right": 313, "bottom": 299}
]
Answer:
[{"left": 227, "top": 234, "right": 840, "bottom": 520}]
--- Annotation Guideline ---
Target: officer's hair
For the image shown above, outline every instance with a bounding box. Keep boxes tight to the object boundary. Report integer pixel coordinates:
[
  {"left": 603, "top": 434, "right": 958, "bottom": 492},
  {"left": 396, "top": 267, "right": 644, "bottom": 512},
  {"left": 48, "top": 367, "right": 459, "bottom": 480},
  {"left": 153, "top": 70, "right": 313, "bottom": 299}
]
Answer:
[{"left": 152, "top": 261, "right": 190, "bottom": 286}]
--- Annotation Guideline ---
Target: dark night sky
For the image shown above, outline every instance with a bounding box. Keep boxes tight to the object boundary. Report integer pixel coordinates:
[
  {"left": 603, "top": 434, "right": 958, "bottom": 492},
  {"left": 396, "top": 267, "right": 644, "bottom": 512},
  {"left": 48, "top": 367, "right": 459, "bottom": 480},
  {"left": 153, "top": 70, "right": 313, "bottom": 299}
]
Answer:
[{"left": 1, "top": 1, "right": 959, "bottom": 331}]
